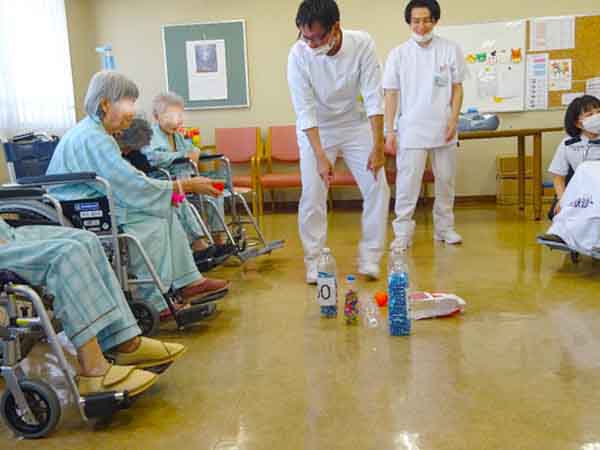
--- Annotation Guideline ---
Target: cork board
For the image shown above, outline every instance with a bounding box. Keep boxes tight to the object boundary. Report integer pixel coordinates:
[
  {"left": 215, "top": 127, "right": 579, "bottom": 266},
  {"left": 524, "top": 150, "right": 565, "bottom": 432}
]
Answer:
[{"left": 527, "top": 15, "right": 600, "bottom": 109}]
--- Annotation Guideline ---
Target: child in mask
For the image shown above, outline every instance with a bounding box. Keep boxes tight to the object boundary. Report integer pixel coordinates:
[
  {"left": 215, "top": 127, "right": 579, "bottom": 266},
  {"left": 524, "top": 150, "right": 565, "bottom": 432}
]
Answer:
[{"left": 546, "top": 95, "right": 600, "bottom": 221}]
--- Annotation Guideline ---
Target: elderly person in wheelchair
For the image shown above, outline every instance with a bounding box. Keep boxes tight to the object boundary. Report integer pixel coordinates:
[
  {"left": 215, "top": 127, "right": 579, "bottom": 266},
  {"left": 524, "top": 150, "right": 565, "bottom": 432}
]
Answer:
[
  {"left": 0, "top": 217, "right": 185, "bottom": 397},
  {"left": 46, "top": 71, "right": 229, "bottom": 317},
  {"left": 114, "top": 117, "right": 227, "bottom": 270},
  {"left": 144, "top": 92, "right": 232, "bottom": 254}
]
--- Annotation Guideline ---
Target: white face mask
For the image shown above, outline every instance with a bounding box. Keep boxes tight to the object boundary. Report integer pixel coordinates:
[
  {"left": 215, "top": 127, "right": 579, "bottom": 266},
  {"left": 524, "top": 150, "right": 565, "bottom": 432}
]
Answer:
[
  {"left": 582, "top": 114, "right": 600, "bottom": 134},
  {"left": 310, "top": 35, "right": 336, "bottom": 57},
  {"left": 412, "top": 31, "right": 434, "bottom": 44}
]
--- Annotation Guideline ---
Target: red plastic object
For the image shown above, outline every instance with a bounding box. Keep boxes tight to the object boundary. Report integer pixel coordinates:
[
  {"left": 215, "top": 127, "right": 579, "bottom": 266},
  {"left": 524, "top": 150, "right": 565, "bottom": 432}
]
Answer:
[
  {"left": 212, "top": 182, "right": 225, "bottom": 192},
  {"left": 375, "top": 291, "right": 388, "bottom": 307}
]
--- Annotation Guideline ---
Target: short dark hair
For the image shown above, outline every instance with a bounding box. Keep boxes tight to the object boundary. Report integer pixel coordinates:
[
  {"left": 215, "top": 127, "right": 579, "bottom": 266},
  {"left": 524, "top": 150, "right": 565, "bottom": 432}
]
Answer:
[
  {"left": 404, "top": 0, "right": 441, "bottom": 24},
  {"left": 114, "top": 117, "right": 153, "bottom": 151},
  {"left": 564, "top": 95, "right": 600, "bottom": 137},
  {"left": 295, "top": 0, "right": 340, "bottom": 31}
]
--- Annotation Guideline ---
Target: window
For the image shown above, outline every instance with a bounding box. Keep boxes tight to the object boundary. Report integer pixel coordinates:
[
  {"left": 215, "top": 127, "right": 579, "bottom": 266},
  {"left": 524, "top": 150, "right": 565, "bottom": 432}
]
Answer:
[{"left": 0, "top": 0, "right": 76, "bottom": 138}]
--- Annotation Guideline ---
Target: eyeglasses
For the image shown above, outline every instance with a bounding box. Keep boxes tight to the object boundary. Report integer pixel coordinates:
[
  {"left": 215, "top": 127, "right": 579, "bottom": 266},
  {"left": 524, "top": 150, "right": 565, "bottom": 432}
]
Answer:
[
  {"left": 298, "top": 27, "right": 333, "bottom": 46},
  {"left": 410, "top": 17, "right": 434, "bottom": 25}
]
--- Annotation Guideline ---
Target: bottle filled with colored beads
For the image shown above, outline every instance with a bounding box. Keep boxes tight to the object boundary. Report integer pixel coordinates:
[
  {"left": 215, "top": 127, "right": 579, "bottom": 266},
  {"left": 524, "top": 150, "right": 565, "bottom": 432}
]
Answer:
[
  {"left": 388, "top": 247, "right": 411, "bottom": 336},
  {"left": 317, "top": 248, "right": 337, "bottom": 318},
  {"left": 343, "top": 275, "right": 360, "bottom": 325}
]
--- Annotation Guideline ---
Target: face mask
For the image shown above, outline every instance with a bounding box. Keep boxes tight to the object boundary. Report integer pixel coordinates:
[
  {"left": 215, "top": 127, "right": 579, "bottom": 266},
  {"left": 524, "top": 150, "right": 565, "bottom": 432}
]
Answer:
[
  {"left": 582, "top": 114, "right": 600, "bottom": 134},
  {"left": 412, "top": 31, "right": 434, "bottom": 44},
  {"left": 310, "top": 35, "right": 336, "bottom": 57}
]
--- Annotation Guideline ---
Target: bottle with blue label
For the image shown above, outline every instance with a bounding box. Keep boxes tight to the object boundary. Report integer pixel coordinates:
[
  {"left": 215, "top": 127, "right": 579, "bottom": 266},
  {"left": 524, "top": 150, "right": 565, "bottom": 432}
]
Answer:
[
  {"left": 317, "top": 248, "right": 337, "bottom": 318},
  {"left": 388, "top": 247, "right": 411, "bottom": 336}
]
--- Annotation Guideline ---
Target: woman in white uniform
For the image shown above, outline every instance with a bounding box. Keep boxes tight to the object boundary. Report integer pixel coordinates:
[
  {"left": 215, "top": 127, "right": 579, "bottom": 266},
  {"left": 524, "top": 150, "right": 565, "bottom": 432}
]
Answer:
[
  {"left": 287, "top": 0, "right": 390, "bottom": 283},
  {"left": 383, "top": 0, "right": 465, "bottom": 250}
]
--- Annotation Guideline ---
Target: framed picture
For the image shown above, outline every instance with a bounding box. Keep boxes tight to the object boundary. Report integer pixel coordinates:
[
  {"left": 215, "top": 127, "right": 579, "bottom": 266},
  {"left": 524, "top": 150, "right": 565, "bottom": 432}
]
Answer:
[{"left": 162, "top": 19, "right": 250, "bottom": 110}]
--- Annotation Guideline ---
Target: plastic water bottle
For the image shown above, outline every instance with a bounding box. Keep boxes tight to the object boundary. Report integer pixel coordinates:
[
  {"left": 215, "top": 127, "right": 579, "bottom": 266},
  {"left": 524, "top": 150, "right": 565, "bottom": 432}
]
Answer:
[
  {"left": 317, "top": 248, "right": 337, "bottom": 318},
  {"left": 343, "top": 275, "right": 360, "bottom": 325},
  {"left": 388, "top": 247, "right": 411, "bottom": 336},
  {"left": 361, "top": 294, "right": 381, "bottom": 329}
]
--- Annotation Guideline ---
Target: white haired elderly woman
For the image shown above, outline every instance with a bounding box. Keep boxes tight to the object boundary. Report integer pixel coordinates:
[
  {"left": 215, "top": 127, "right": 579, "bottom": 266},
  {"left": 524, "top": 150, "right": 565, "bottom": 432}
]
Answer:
[
  {"left": 46, "top": 71, "right": 230, "bottom": 318},
  {"left": 144, "top": 92, "right": 230, "bottom": 251}
]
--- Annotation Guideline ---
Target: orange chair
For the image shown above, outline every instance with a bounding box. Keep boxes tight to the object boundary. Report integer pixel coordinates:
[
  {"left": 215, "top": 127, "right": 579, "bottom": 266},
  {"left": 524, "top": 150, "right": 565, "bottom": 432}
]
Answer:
[
  {"left": 214, "top": 127, "right": 262, "bottom": 216},
  {"left": 258, "top": 125, "right": 302, "bottom": 217},
  {"left": 384, "top": 145, "right": 435, "bottom": 205}
]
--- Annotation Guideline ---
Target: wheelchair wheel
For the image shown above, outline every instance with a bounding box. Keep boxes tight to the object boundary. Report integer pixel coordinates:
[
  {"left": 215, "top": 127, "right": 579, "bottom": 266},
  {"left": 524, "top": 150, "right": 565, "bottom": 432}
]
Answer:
[
  {"left": 0, "top": 379, "right": 61, "bottom": 439},
  {"left": 130, "top": 301, "right": 160, "bottom": 336}
]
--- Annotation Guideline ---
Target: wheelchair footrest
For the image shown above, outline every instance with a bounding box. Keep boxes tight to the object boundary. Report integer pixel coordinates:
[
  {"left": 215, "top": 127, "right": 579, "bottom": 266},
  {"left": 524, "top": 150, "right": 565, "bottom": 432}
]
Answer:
[
  {"left": 175, "top": 303, "right": 218, "bottom": 327},
  {"left": 82, "top": 391, "right": 130, "bottom": 419}
]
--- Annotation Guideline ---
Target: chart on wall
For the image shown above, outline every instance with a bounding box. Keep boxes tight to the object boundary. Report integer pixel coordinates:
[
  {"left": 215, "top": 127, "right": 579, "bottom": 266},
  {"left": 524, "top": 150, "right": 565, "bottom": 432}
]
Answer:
[
  {"left": 437, "top": 20, "right": 527, "bottom": 113},
  {"left": 162, "top": 20, "right": 249, "bottom": 110}
]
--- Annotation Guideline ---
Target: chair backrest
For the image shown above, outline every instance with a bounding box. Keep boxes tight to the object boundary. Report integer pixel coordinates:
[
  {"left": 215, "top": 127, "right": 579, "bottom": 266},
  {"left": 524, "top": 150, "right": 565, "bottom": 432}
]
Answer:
[
  {"left": 267, "top": 125, "right": 299, "bottom": 163},
  {"left": 214, "top": 127, "right": 261, "bottom": 163},
  {"left": 3, "top": 136, "right": 59, "bottom": 182}
]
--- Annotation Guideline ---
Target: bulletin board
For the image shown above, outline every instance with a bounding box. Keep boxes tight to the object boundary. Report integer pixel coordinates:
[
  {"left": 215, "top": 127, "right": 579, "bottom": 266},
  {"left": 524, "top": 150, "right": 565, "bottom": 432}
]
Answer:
[
  {"left": 161, "top": 19, "right": 250, "bottom": 110},
  {"left": 526, "top": 15, "right": 600, "bottom": 109},
  {"left": 436, "top": 20, "right": 527, "bottom": 113}
]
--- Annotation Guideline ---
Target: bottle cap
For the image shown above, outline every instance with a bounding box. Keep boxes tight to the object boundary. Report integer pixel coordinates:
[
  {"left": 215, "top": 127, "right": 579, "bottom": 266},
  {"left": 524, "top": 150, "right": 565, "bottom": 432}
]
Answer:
[
  {"left": 347, "top": 275, "right": 356, "bottom": 281},
  {"left": 322, "top": 247, "right": 331, "bottom": 254}
]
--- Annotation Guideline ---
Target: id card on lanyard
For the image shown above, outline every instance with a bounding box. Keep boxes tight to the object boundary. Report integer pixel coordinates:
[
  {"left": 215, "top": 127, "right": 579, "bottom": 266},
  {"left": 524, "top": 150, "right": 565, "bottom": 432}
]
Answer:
[{"left": 434, "top": 64, "right": 450, "bottom": 87}]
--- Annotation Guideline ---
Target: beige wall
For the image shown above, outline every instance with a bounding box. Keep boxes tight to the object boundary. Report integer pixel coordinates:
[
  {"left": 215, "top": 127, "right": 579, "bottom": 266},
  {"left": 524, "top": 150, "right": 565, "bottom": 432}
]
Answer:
[{"left": 66, "top": 0, "right": 600, "bottom": 197}]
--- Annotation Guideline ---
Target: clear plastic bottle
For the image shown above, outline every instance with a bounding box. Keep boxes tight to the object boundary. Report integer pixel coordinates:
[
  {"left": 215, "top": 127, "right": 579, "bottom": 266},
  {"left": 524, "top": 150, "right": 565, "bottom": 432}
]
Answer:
[
  {"left": 361, "top": 295, "right": 381, "bottom": 329},
  {"left": 317, "top": 248, "right": 337, "bottom": 318},
  {"left": 388, "top": 247, "right": 411, "bottom": 336},
  {"left": 343, "top": 275, "right": 360, "bottom": 325}
]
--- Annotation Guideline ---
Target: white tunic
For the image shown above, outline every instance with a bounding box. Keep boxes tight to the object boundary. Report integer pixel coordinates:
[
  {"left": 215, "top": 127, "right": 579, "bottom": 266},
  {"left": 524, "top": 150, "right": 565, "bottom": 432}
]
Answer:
[
  {"left": 548, "top": 161, "right": 600, "bottom": 256},
  {"left": 383, "top": 36, "right": 466, "bottom": 149},
  {"left": 548, "top": 135, "right": 600, "bottom": 176},
  {"left": 287, "top": 30, "right": 384, "bottom": 149}
]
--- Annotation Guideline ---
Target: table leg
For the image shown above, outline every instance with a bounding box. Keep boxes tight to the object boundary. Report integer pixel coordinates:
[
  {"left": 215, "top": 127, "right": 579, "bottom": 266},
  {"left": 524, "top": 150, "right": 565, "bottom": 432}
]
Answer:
[
  {"left": 517, "top": 136, "right": 526, "bottom": 211},
  {"left": 533, "top": 132, "right": 542, "bottom": 220}
]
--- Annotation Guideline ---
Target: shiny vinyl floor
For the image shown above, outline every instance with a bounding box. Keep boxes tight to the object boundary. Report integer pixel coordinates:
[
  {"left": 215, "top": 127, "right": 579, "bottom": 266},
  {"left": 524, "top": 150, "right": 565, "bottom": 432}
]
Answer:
[{"left": 3, "top": 205, "right": 600, "bottom": 450}]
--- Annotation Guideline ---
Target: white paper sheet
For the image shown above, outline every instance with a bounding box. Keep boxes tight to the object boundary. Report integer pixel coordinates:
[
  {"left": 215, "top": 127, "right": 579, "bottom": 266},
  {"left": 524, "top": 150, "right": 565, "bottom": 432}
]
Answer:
[
  {"left": 498, "top": 65, "right": 521, "bottom": 98},
  {"left": 561, "top": 92, "right": 583, "bottom": 106},
  {"left": 526, "top": 53, "right": 549, "bottom": 110},
  {"left": 530, "top": 16, "right": 575, "bottom": 51},
  {"left": 586, "top": 77, "right": 600, "bottom": 99},
  {"left": 549, "top": 59, "right": 573, "bottom": 91},
  {"left": 186, "top": 39, "right": 228, "bottom": 101}
]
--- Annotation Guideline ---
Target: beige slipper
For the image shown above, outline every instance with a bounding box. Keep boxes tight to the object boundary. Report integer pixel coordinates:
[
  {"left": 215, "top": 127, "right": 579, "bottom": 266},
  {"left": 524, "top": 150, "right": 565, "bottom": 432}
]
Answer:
[
  {"left": 77, "top": 364, "right": 158, "bottom": 397},
  {"left": 106, "top": 337, "right": 187, "bottom": 370}
]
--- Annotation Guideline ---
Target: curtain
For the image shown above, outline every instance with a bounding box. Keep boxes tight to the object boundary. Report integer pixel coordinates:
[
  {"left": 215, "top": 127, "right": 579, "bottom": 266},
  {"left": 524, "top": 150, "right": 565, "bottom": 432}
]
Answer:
[{"left": 0, "top": 0, "right": 76, "bottom": 138}]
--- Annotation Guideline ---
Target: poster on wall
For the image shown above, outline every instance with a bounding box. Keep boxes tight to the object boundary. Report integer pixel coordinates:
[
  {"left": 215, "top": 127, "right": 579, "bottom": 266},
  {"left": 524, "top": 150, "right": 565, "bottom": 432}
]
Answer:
[
  {"left": 185, "top": 39, "right": 228, "bottom": 101},
  {"left": 548, "top": 59, "right": 572, "bottom": 91},
  {"left": 526, "top": 53, "right": 549, "bottom": 110}
]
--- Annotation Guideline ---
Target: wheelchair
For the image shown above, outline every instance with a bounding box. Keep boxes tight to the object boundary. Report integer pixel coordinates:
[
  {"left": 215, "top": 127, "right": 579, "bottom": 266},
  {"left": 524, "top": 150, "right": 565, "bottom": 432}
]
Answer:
[
  {"left": 0, "top": 270, "right": 132, "bottom": 438},
  {"left": 161, "top": 154, "right": 285, "bottom": 264},
  {"left": 1, "top": 136, "right": 223, "bottom": 336}
]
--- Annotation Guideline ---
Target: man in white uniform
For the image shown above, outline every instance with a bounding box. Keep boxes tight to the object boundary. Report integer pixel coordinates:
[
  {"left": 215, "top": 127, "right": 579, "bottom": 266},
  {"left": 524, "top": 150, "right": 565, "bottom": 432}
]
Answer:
[
  {"left": 288, "top": 0, "right": 390, "bottom": 284},
  {"left": 383, "top": 0, "right": 465, "bottom": 249}
]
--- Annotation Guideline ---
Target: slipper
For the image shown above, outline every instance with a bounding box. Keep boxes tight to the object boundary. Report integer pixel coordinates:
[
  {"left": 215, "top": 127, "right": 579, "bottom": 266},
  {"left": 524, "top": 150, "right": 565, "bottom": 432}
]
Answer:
[
  {"left": 77, "top": 364, "right": 157, "bottom": 397},
  {"left": 106, "top": 337, "right": 186, "bottom": 370},
  {"left": 182, "top": 278, "right": 230, "bottom": 305}
]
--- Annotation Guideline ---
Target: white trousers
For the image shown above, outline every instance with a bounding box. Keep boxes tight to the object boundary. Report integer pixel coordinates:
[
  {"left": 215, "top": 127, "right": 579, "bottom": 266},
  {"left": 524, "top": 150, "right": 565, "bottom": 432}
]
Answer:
[
  {"left": 298, "top": 123, "right": 390, "bottom": 265},
  {"left": 393, "top": 144, "right": 457, "bottom": 239}
]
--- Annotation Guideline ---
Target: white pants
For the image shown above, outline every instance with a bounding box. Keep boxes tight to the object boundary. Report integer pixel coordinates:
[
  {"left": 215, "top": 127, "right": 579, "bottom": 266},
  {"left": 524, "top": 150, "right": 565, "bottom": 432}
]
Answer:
[
  {"left": 298, "top": 123, "right": 390, "bottom": 265},
  {"left": 393, "top": 144, "right": 457, "bottom": 240}
]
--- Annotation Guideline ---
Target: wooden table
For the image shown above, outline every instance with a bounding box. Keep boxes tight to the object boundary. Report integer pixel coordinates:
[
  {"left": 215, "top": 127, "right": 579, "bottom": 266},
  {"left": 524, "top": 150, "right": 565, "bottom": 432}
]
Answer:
[{"left": 459, "top": 127, "right": 563, "bottom": 220}]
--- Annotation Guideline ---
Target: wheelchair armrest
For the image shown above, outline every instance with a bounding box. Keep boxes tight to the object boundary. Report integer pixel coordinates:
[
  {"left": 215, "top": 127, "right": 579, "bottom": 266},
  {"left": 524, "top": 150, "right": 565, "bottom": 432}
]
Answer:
[
  {"left": 17, "top": 172, "right": 98, "bottom": 186},
  {"left": 171, "top": 157, "right": 191, "bottom": 165},
  {"left": 0, "top": 187, "right": 46, "bottom": 200},
  {"left": 198, "top": 153, "right": 225, "bottom": 162}
]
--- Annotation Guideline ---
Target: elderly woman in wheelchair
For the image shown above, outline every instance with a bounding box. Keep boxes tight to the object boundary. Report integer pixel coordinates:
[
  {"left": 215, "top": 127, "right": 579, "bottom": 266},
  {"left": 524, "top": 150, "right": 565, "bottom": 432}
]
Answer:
[
  {"left": 144, "top": 92, "right": 231, "bottom": 253},
  {"left": 0, "top": 217, "right": 186, "bottom": 409},
  {"left": 114, "top": 117, "right": 229, "bottom": 271},
  {"left": 45, "top": 71, "right": 230, "bottom": 318}
]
